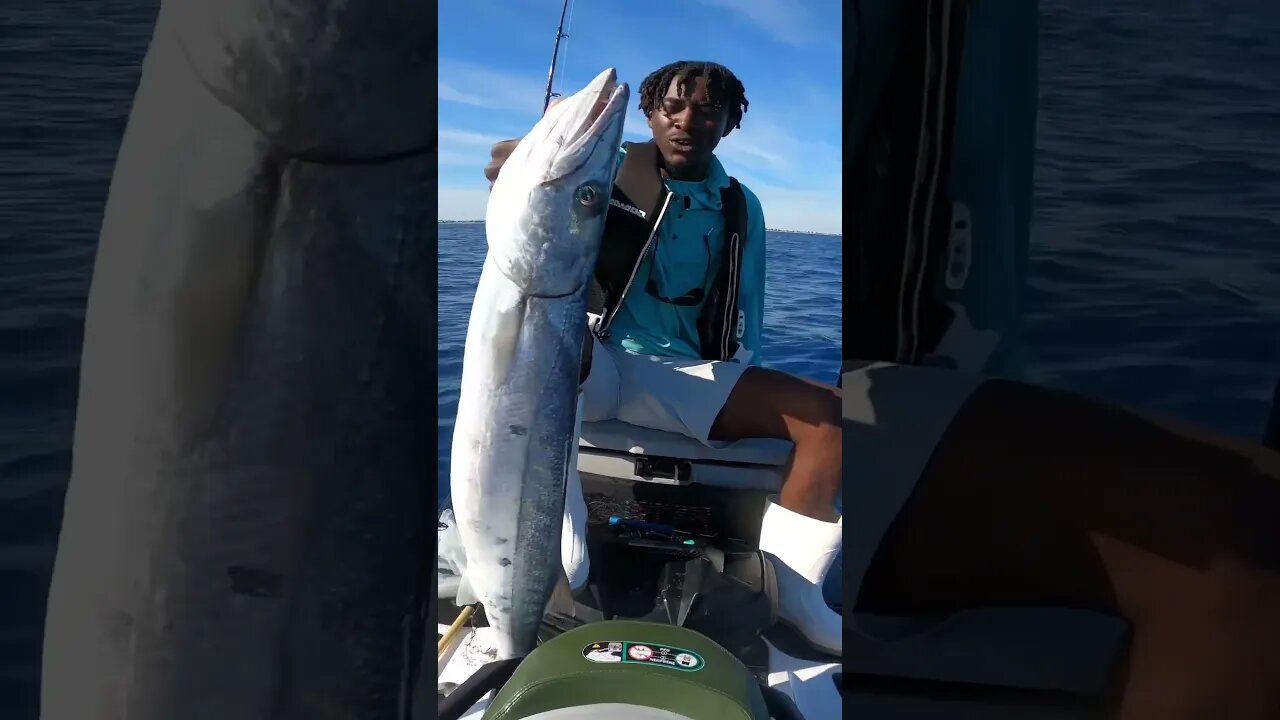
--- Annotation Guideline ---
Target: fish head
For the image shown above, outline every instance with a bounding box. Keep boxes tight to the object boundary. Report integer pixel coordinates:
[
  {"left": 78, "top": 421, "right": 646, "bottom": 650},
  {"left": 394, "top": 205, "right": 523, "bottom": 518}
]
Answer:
[{"left": 486, "top": 68, "right": 630, "bottom": 298}]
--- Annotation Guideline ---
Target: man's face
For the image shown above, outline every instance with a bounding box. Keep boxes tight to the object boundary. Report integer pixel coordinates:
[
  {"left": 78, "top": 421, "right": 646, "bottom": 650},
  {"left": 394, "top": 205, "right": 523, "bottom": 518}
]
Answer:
[{"left": 647, "top": 73, "right": 732, "bottom": 178}]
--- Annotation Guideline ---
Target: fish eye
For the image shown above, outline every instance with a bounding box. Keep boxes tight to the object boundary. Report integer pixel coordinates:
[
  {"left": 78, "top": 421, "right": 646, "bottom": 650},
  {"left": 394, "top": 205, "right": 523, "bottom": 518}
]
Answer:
[{"left": 575, "top": 183, "right": 601, "bottom": 207}]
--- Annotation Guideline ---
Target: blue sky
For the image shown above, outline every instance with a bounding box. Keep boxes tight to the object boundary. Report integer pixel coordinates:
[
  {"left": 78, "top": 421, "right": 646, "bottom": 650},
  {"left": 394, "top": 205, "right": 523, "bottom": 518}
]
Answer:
[{"left": 438, "top": 0, "right": 843, "bottom": 235}]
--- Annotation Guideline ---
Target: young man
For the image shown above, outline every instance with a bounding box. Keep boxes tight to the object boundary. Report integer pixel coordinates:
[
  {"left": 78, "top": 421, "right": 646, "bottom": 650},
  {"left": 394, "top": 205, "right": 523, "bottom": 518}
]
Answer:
[{"left": 485, "top": 61, "right": 843, "bottom": 655}]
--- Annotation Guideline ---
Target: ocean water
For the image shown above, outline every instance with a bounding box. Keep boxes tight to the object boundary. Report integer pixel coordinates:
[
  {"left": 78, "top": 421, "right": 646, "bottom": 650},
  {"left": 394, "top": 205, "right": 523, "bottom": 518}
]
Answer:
[
  {"left": 436, "top": 223, "right": 843, "bottom": 500},
  {"left": 1029, "top": 0, "right": 1280, "bottom": 436},
  {"left": 2, "top": 0, "right": 1279, "bottom": 716}
]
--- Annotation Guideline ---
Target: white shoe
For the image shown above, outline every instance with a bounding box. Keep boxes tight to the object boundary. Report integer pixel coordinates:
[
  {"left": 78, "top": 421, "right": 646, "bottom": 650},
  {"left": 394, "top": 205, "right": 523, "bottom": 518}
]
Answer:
[
  {"left": 561, "top": 394, "right": 590, "bottom": 592},
  {"left": 758, "top": 496, "right": 842, "bottom": 656}
]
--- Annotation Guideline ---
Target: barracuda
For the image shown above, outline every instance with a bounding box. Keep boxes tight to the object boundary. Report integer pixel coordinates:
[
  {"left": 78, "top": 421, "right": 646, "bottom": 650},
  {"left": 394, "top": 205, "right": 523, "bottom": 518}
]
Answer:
[
  {"left": 449, "top": 68, "right": 629, "bottom": 660},
  {"left": 41, "top": 1, "right": 434, "bottom": 717}
]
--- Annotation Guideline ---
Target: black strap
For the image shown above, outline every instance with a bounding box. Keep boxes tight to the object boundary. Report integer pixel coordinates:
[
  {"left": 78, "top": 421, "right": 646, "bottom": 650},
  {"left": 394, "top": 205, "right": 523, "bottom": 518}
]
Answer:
[
  {"left": 702, "top": 177, "right": 748, "bottom": 360},
  {"left": 725, "top": 177, "right": 748, "bottom": 356},
  {"left": 722, "top": 177, "right": 748, "bottom": 249},
  {"left": 846, "top": 0, "right": 970, "bottom": 365},
  {"left": 588, "top": 141, "right": 668, "bottom": 325}
]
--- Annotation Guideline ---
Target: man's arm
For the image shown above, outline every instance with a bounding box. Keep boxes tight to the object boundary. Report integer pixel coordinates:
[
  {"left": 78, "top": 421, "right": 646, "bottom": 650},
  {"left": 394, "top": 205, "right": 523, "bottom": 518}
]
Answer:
[{"left": 735, "top": 189, "right": 767, "bottom": 367}]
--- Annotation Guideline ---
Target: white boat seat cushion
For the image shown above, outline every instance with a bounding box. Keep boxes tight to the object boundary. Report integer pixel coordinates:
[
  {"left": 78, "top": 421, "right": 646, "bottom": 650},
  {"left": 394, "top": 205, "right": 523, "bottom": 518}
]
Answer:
[{"left": 579, "top": 420, "right": 793, "bottom": 467}]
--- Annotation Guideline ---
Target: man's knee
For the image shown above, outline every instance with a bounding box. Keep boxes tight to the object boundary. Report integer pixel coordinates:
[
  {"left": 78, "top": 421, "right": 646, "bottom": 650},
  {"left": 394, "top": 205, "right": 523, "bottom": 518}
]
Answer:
[
  {"left": 723, "top": 367, "right": 841, "bottom": 445},
  {"left": 794, "top": 394, "right": 841, "bottom": 454},
  {"left": 778, "top": 372, "right": 840, "bottom": 438}
]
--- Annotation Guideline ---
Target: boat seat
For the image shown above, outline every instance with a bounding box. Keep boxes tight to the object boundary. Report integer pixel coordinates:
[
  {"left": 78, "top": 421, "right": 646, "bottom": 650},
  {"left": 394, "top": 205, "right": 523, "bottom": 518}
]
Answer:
[
  {"left": 580, "top": 420, "right": 793, "bottom": 466},
  {"left": 847, "top": 608, "right": 1128, "bottom": 698},
  {"left": 833, "top": 366, "right": 1128, "bottom": 715},
  {"left": 578, "top": 420, "right": 791, "bottom": 491}
]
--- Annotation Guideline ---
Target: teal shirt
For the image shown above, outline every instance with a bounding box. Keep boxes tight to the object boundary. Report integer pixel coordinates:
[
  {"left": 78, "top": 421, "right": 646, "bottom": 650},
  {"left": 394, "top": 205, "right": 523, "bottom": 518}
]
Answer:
[{"left": 605, "top": 148, "right": 767, "bottom": 366}]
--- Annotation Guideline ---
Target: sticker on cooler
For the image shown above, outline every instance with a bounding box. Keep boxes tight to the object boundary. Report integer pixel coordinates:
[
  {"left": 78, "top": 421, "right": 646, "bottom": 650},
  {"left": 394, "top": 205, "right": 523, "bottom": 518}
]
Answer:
[
  {"left": 582, "top": 640, "right": 706, "bottom": 672},
  {"left": 581, "top": 641, "right": 624, "bottom": 663},
  {"left": 627, "top": 644, "right": 653, "bottom": 661}
]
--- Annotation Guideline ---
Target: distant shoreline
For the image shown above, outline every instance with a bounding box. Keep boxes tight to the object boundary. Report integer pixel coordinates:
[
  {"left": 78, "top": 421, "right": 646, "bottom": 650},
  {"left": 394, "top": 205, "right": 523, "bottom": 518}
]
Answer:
[{"left": 439, "top": 219, "right": 840, "bottom": 237}]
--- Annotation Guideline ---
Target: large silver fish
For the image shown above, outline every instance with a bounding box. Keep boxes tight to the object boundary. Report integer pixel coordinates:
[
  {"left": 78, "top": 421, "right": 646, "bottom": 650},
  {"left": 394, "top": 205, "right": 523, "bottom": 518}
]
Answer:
[
  {"left": 40, "top": 1, "right": 434, "bottom": 718},
  {"left": 449, "top": 68, "right": 628, "bottom": 660}
]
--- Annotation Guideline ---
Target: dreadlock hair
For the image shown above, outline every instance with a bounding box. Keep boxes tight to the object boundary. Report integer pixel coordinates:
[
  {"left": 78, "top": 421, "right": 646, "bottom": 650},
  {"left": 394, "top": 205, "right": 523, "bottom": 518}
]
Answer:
[{"left": 638, "top": 61, "right": 749, "bottom": 134}]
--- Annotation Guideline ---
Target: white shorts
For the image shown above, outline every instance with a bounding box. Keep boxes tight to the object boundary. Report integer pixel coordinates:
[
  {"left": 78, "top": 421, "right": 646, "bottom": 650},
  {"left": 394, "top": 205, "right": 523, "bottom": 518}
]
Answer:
[
  {"left": 841, "top": 360, "right": 985, "bottom": 604},
  {"left": 580, "top": 333, "right": 751, "bottom": 445}
]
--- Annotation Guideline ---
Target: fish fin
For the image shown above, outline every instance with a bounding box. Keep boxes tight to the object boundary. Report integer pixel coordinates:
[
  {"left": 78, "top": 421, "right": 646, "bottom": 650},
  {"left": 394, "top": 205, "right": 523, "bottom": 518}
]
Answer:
[
  {"left": 437, "top": 507, "right": 477, "bottom": 607},
  {"left": 544, "top": 564, "right": 577, "bottom": 618},
  {"left": 454, "top": 575, "right": 478, "bottom": 608}
]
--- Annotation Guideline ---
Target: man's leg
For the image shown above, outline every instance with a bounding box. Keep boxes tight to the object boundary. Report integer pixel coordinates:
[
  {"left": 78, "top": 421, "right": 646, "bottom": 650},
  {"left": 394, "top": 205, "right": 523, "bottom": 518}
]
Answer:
[
  {"left": 710, "top": 367, "right": 843, "bottom": 521},
  {"left": 600, "top": 350, "right": 844, "bottom": 514},
  {"left": 709, "top": 366, "right": 844, "bottom": 655},
  {"left": 857, "top": 378, "right": 1280, "bottom": 720},
  {"left": 603, "top": 351, "right": 845, "bottom": 654}
]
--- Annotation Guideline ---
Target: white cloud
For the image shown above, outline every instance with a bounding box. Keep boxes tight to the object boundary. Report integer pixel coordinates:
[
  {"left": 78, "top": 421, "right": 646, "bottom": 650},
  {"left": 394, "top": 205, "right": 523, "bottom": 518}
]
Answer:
[
  {"left": 438, "top": 127, "right": 506, "bottom": 168},
  {"left": 623, "top": 110, "right": 651, "bottom": 139},
  {"left": 439, "top": 128, "right": 504, "bottom": 147},
  {"left": 439, "top": 150, "right": 486, "bottom": 168},
  {"left": 438, "top": 59, "right": 546, "bottom": 115},
  {"left": 718, "top": 116, "right": 840, "bottom": 182},
  {"left": 436, "top": 61, "right": 842, "bottom": 183},
  {"left": 436, "top": 60, "right": 843, "bottom": 234},
  {"left": 692, "top": 0, "right": 817, "bottom": 46}
]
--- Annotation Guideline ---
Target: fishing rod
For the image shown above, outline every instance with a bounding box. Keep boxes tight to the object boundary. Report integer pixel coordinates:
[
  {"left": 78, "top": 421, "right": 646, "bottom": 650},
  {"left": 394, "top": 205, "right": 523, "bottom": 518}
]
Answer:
[{"left": 542, "top": 0, "right": 573, "bottom": 113}]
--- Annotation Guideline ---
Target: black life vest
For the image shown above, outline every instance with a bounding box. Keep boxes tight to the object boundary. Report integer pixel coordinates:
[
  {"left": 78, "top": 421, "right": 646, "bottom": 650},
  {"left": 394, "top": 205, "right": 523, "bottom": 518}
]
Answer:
[
  {"left": 587, "top": 141, "right": 749, "bottom": 362},
  {"left": 846, "top": 0, "right": 970, "bottom": 368}
]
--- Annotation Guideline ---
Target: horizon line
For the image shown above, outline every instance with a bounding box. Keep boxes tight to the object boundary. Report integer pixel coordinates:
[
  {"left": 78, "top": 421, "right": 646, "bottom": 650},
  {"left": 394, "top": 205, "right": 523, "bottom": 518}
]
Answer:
[{"left": 437, "top": 219, "right": 841, "bottom": 237}]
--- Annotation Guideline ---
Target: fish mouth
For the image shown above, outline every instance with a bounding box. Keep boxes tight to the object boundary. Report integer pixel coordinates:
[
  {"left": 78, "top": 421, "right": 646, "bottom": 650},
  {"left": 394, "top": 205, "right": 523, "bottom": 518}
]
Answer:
[{"left": 564, "top": 68, "right": 628, "bottom": 154}]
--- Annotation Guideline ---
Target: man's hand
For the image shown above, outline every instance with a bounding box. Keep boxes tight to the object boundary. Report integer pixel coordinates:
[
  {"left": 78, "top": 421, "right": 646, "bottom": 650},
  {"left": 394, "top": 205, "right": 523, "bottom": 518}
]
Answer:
[
  {"left": 483, "top": 97, "right": 563, "bottom": 187},
  {"left": 483, "top": 139, "right": 520, "bottom": 186}
]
